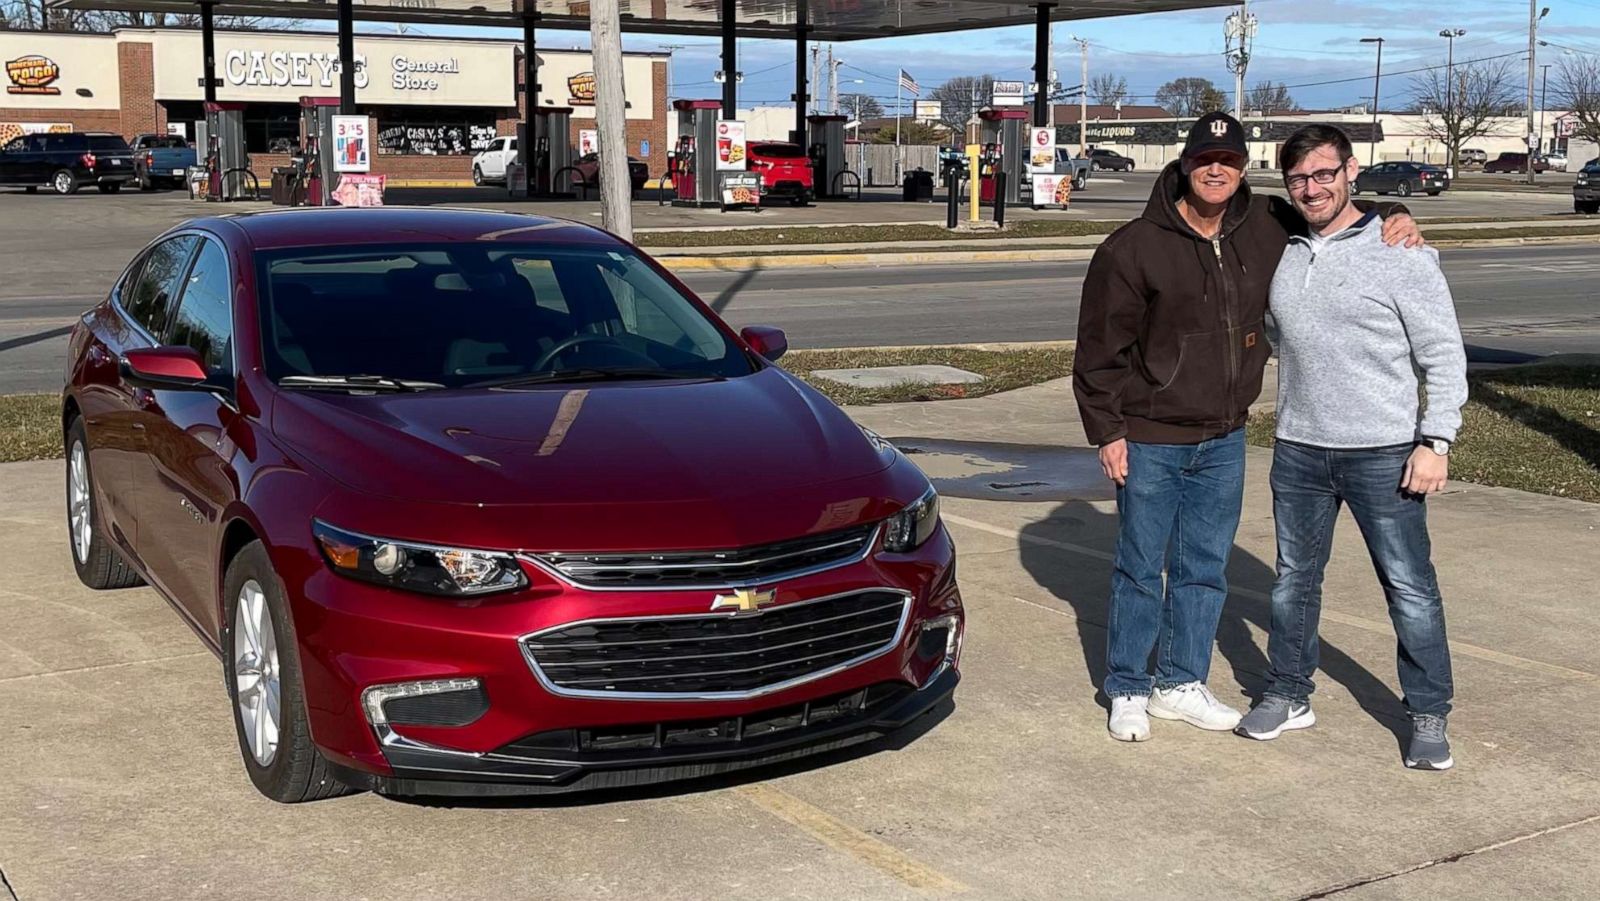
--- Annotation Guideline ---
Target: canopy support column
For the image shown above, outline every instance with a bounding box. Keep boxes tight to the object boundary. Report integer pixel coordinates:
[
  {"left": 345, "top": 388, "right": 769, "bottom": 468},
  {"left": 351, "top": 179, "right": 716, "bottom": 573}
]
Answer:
[
  {"left": 720, "top": 0, "right": 737, "bottom": 118},
  {"left": 199, "top": 1, "right": 217, "bottom": 104},
  {"left": 337, "top": 0, "right": 357, "bottom": 114},
  {"left": 793, "top": 0, "right": 809, "bottom": 149},
  {"left": 1033, "top": 4, "right": 1053, "bottom": 127}
]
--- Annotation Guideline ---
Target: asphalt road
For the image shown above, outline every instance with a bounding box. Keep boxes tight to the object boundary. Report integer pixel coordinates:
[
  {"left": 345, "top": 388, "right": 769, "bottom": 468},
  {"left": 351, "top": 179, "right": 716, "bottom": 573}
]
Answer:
[{"left": 3, "top": 244, "right": 1595, "bottom": 395}]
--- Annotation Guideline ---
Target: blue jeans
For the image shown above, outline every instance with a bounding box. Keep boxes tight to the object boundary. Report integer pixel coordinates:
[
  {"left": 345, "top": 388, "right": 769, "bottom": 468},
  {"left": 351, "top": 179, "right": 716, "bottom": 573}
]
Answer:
[
  {"left": 1104, "top": 428, "right": 1245, "bottom": 699},
  {"left": 1266, "top": 440, "right": 1454, "bottom": 716}
]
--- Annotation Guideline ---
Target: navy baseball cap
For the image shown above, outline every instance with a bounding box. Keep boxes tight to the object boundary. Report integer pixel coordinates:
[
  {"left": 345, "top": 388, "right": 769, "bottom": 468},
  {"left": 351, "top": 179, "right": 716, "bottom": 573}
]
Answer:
[{"left": 1184, "top": 112, "right": 1248, "bottom": 161}]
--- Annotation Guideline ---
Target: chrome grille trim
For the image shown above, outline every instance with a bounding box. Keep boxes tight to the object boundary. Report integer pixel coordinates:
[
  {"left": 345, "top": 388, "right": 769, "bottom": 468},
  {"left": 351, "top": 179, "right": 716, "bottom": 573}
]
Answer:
[
  {"left": 521, "top": 523, "right": 882, "bottom": 592},
  {"left": 518, "top": 589, "right": 913, "bottom": 702}
]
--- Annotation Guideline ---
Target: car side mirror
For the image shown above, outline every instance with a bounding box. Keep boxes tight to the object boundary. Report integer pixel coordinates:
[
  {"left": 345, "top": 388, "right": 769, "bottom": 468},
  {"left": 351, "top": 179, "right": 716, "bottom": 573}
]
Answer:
[
  {"left": 740, "top": 326, "right": 788, "bottom": 363},
  {"left": 121, "top": 346, "right": 210, "bottom": 391}
]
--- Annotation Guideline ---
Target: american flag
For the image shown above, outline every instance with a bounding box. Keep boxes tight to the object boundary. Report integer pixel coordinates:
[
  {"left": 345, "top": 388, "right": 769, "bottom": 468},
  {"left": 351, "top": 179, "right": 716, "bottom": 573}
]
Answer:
[{"left": 898, "top": 69, "right": 920, "bottom": 97}]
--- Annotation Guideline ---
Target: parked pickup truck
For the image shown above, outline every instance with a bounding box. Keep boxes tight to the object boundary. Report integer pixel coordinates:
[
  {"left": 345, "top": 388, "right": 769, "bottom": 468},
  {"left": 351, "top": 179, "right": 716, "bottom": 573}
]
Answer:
[
  {"left": 1055, "top": 148, "right": 1092, "bottom": 191},
  {"left": 131, "top": 134, "right": 197, "bottom": 190}
]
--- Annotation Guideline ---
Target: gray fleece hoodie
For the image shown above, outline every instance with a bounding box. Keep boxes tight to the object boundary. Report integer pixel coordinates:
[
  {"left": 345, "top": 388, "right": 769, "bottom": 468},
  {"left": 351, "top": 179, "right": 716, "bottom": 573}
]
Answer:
[{"left": 1267, "top": 211, "right": 1467, "bottom": 447}]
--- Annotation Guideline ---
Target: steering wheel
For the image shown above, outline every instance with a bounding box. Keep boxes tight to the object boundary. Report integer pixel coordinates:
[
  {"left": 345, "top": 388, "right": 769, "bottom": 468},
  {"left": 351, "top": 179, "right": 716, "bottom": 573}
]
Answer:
[{"left": 531, "top": 333, "right": 623, "bottom": 372}]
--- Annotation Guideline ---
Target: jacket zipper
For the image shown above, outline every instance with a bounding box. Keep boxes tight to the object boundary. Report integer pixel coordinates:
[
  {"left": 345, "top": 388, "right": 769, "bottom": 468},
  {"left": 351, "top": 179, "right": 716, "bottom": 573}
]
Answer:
[{"left": 1212, "top": 236, "right": 1239, "bottom": 421}]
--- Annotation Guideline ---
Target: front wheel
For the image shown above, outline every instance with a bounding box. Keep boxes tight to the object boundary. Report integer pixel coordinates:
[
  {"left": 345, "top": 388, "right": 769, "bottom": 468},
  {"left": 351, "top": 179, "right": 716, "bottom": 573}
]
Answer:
[
  {"left": 1126, "top": 162, "right": 1135, "bottom": 172},
  {"left": 52, "top": 169, "right": 79, "bottom": 195},
  {"left": 1073, "top": 172, "right": 1087, "bottom": 191},
  {"left": 65, "top": 417, "right": 144, "bottom": 590},
  {"left": 1397, "top": 181, "right": 1413, "bottom": 198},
  {"left": 472, "top": 166, "right": 484, "bottom": 187},
  {"left": 1090, "top": 161, "right": 1101, "bottom": 172},
  {"left": 223, "top": 541, "right": 354, "bottom": 803}
]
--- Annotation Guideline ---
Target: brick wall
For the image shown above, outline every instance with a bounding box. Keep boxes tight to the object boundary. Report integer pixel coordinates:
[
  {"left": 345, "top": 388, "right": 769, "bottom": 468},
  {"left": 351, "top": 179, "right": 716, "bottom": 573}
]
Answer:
[
  {"left": 117, "top": 41, "right": 165, "bottom": 138},
  {"left": 0, "top": 108, "right": 122, "bottom": 133}
]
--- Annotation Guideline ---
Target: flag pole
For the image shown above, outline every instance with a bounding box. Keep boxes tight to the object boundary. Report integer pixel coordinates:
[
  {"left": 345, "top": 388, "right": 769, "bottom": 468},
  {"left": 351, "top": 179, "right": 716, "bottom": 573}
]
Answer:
[{"left": 896, "top": 74, "right": 903, "bottom": 183}]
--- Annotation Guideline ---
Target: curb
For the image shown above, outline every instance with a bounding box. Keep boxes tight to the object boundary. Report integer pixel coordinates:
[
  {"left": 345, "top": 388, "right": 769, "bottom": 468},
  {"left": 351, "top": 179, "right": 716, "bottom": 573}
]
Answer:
[{"left": 658, "top": 232, "right": 1600, "bottom": 272}]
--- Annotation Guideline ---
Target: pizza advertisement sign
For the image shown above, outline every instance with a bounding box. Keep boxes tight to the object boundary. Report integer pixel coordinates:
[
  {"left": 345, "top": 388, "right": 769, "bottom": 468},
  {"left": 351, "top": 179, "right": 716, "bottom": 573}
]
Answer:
[
  {"left": 6, "top": 56, "right": 61, "bottom": 96},
  {"left": 719, "top": 171, "right": 761, "bottom": 209},
  {"left": 1031, "top": 173, "right": 1072, "bottom": 209}
]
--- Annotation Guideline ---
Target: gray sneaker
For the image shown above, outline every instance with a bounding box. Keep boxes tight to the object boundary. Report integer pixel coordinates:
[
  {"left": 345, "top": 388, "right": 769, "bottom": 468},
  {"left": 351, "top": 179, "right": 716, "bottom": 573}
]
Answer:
[
  {"left": 1406, "top": 714, "right": 1454, "bottom": 771},
  {"left": 1234, "top": 696, "right": 1316, "bottom": 741}
]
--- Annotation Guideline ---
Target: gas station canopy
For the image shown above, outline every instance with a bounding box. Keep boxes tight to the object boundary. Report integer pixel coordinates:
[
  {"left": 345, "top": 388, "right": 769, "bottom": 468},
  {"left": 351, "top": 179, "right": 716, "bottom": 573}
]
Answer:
[{"left": 49, "top": 0, "right": 1231, "bottom": 42}]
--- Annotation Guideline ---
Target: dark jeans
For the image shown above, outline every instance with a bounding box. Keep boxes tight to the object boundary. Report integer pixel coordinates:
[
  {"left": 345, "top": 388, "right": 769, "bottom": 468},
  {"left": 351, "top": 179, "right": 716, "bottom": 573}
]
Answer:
[
  {"left": 1266, "top": 440, "right": 1454, "bottom": 716},
  {"left": 1104, "top": 428, "right": 1245, "bottom": 699}
]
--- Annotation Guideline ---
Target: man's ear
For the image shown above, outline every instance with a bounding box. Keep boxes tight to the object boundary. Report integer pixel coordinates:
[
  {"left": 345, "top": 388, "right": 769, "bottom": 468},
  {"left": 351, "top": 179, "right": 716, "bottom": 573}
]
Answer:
[{"left": 1344, "top": 155, "right": 1360, "bottom": 179}]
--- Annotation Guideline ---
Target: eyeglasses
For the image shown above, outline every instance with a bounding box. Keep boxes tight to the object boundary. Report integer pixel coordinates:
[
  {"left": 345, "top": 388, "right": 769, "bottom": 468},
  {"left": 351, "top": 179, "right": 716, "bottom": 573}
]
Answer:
[{"left": 1285, "top": 166, "right": 1346, "bottom": 191}]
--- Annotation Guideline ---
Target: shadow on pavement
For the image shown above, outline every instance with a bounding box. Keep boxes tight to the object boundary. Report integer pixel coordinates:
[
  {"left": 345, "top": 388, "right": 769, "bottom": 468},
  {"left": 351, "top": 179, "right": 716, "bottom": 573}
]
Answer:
[{"left": 1469, "top": 365, "right": 1600, "bottom": 471}]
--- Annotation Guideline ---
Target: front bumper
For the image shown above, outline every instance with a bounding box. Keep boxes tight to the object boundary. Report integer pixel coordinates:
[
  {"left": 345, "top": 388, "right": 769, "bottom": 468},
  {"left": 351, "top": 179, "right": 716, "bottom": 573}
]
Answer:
[
  {"left": 285, "top": 523, "right": 962, "bottom": 794},
  {"left": 1574, "top": 185, "right": 1598, "bottom": 203}
]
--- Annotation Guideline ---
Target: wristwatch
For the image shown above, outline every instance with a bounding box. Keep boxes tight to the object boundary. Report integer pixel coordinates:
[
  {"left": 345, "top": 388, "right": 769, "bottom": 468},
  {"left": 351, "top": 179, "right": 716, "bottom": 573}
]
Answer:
[{"left": 1420, "top": 436, "right": 1451, "bottom": 456}]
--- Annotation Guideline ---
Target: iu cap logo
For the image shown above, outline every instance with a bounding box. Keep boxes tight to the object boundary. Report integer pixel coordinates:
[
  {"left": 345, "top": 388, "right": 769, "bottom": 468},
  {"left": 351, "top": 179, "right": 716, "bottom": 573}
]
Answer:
[
  {"left": 1211, "top": 119, "right": 1230, "bottom": 137},
  {"left": 711, "top": 587, "right": 776, "bottom": 614}
]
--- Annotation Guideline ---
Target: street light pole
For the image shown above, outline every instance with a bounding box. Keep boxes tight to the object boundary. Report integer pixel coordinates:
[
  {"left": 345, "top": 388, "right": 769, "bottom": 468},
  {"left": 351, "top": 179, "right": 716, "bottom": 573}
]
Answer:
[
  {"left": 1069, "top": 34, "right": 1088, "bottom": 156},
  {"left": 1527, "top": 4, "right": 1549, "bottom": 185},
  {"left": 1439, "top": 28, "right": 1465, "bottom": 172},
  {"left": 1540, "top": 62, "right": 1552, "bottom": 159},
  {"left": 1361, "top": 37, "right": 1384, "bottom": 167}
]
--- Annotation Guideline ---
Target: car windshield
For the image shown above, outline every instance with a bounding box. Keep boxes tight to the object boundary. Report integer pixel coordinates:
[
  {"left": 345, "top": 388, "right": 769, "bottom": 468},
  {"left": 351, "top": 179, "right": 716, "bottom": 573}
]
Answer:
[
  {"left": 257, "top": 243, "right": 756, "bottom": 389},
  {"left": 751, "top": 143, "right": 805, "bottom": 158}
]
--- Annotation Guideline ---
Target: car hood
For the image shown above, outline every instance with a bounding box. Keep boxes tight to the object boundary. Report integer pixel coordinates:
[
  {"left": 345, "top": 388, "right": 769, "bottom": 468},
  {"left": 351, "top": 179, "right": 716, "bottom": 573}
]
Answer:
[{"left": 271, "top": 367, "right": 909, "bottom": 549}]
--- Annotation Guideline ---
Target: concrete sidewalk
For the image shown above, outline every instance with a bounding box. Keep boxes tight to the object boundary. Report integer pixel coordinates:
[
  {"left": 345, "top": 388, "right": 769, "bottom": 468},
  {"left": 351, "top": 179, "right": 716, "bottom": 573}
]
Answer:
[{"left": 1, "top": 380, "right": 1597, "bottom": 900}]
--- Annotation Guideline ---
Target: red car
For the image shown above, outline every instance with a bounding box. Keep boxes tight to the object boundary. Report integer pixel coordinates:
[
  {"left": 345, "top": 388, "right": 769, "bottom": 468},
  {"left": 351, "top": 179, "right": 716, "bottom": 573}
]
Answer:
[
  {"left": 746, "top": 141, "right": 815, "bottom": 205},
  {"left": 62, "top": 208, "right": 961, "bottom": 802}
]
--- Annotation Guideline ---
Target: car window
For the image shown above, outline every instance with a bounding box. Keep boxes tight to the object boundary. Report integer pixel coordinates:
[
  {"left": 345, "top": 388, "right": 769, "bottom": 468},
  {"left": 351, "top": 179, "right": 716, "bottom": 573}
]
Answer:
[
  {"left": 257, "top": 244, "right": 753, "bottom": 387},
  {"left": 2, "top": 137, "right": 24, "bottom": 154},
  {"left": 750, "top": 143, "right": 806, "bottom": 158},
  {"left": 123, "top": 236, "right": 199, "bottom": 339},
  {"left": 43, "top": 134, "right": 74, "bottom": 153},
  {"left": 507, "top": 138, "right": 517, "bottom": 151},
  {"left": 166, "top": 238, "right": 233, "bottom": 375}
]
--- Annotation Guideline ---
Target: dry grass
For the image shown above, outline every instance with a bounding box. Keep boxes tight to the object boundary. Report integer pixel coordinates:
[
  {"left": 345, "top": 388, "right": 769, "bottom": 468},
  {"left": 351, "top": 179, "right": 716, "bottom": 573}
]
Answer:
[
  {"left": 783, "top": 346, "right": 1074, "bottom": 407},
  {"left": 0, "top": 394, "right": 60, "bottom": 463}
]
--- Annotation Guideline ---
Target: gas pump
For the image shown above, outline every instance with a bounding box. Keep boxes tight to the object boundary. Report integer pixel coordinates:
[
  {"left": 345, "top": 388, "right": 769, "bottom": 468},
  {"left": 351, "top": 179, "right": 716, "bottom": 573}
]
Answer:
[
  {"left": 671, "top": 100, "right": 721, "bottom": 207},
  {"left": 298, "top": 97, "right": 340, "bottom": 206},
  {"left": 977, "top": 108, "right": 1029, "bottom": 205},
  {"left": 202, "top": 101, "right": 247, "bottom": 202},
  {"left": 521, "top": 107, "right": 573, "bottom": 197},
  {"left": 806, "top": 114, "right": 848, "bottom": 199}
]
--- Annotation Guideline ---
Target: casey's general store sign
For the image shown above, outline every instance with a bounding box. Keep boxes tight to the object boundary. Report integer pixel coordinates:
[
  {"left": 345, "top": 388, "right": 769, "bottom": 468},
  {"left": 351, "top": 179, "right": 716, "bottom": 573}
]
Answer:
[{"left": 6, "top": 55, "right": 61, "bottom": 95}]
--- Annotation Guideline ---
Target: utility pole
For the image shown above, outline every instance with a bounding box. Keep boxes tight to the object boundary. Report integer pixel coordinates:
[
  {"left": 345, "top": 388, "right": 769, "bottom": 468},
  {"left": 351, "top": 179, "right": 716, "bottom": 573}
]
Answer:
[
  {"left": 810, "top": 46, "right": 821, "bottom": 116},
  {"left": 1069, "top": 34, "right": 1088, "bottom": 156},
  {"left": 1527, "top": 4, "right": 1548, "bottom": 185},
  {"left": 828, "top": 46, "right": 840, "bottom": 115},
  {"left": 1540, "top": 63, "right": 1552, "bottom": 157},
  {"left": 589, "top": 0, "right": 632, "bottom": 240},
  {"left": 1361, "top": 37, "right": 1384, "bottom": 167},
  {"left": 1225, "top": 2, "right": 1257, "bottom": 121},
  {"left": 1440, "top": 29, "right": 1465, "bottom": 172}
]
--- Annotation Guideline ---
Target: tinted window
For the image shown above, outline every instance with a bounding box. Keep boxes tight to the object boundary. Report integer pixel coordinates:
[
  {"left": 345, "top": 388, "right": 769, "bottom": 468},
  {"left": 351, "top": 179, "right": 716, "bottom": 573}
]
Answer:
[
  {"left": 88, "top": 135, "right": 131, "bottom": 153},
  {"left": 750, "top": 143, "right": 806, "bottom": 158},
  {"left": 258, "top": 244, "right": 752, "bottom": 387},
  {"left": 43, "top": 134, "right": 77, "bottom": 153},
  {"left": 123, "top": 236, "right": 199, "bottom": 338},
  {"left": 167, "top": 239, "right": 233, "bottom": 374}
]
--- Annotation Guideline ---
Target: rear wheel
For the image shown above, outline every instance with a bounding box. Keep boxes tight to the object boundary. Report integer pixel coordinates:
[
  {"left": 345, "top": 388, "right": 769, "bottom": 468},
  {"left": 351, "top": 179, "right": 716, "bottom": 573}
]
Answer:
[
  {"left": 1126, "top": 162, "right": 1135, "bottom": 172},
  {"left": 1398, "top": 180, "right": 1413, "bottom": 197},
  {"left": 65, "top": 417, "right": 144, "bottom": 590},
  {"left": 223, "top": 541, "right": 354, "bottom": 803},
  {"left": 1090, "top": 161, "right": 1102, "bottom": 171},
  {"left": 52, "top": 169, "right": 79, "bottom": 195},
  {"left": 472, "top": 165, "right": 484, "bottom": 187},
  {"left": 1073, "top": 171, "right": 1087, "bottom": 191}
]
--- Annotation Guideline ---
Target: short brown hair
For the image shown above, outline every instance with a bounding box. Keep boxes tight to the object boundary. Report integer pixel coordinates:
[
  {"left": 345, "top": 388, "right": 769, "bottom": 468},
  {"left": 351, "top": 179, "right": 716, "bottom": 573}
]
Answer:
[{"left": 1279, "top": 125, "right": 1353, "bottom": 172}]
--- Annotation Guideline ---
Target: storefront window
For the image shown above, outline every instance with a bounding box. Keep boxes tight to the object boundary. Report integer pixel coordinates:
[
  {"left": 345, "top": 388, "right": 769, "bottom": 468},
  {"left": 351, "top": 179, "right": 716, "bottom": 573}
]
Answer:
[
  {"left": 161, "top": 101, "right": 301, "bottom": 154},
  {"left": 374, "top": 106, "right": 498, "bottom": 156}
]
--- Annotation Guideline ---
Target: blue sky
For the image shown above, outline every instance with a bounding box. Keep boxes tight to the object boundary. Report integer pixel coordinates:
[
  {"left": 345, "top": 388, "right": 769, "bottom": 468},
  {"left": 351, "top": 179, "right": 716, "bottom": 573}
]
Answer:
[{"left": 357, "top": 0, "right": 1600, "bottom": 114}]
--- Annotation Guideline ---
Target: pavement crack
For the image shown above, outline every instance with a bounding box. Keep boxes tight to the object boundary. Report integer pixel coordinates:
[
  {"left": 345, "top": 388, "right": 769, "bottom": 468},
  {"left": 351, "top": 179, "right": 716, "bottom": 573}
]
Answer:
[
  {"left": 1294, "top": 811, "right": 1600, "bottom": 899},
  {"left": 1, "top": 860, "right": 18, "bottom": 901}
]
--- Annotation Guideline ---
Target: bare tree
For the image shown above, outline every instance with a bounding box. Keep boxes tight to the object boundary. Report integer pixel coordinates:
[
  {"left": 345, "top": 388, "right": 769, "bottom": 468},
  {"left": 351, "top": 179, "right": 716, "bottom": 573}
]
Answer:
[
  {"left": 1, "top": 0, "right": 97, "bottom": 31},
  {"left": 929, "top": 74, "right": 995, "bottom": 136},
  {"left": 1409, "top": 57, "right": 1522, "bottom": 167},
  {"left": 1552, "top": 55, "right": 1600, "bottom": 146},
  {"left": 1, "top": 4, "right": 277, "bottom": 32},
  {"left": 1155, "top": 77, "right": 1227, "bottom": 117},
  {"left": 839, "top": 92, "right": 884, "bottom": 121},
  {"left": 1246, "top": 80, "right": 1298, "bottom": 115},
  {"left": 1089, "top": 73, "right": 1129, "bottom": 107}
]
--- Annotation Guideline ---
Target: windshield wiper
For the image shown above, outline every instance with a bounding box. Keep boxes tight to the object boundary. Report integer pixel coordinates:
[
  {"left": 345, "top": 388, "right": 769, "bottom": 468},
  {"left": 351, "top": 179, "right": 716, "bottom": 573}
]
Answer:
[
  {"left": 279, "top": 374, "right": 445, "bottom": 393},
  {"left": 473, "top": 368, "right": 725, "bottom": 389}
]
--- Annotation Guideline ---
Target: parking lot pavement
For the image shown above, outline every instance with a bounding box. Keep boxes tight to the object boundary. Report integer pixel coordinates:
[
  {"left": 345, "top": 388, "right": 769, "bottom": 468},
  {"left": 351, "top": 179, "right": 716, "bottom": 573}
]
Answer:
[{"left": 2, "top": 379, "right": 1597, "bottom": 900}]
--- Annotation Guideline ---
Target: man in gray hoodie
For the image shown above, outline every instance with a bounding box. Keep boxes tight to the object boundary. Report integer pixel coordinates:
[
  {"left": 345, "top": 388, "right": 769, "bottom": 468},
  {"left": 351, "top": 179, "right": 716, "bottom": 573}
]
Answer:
[{"left": 1235, "top": 125, "right": 1467, "bottom": 771}]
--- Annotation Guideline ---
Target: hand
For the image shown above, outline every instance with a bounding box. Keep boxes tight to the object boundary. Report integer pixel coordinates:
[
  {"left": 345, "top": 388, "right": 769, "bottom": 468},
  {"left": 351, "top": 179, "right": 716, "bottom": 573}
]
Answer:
[
  {"left": 1099, "top": 438, "right": 1130, "bottom": 486},
  {"left": 1382, "top": 213, "right": 1425, "bottom": 249},
  {"left": 1402, "top": 445, "right": 1449, "bottom": 495}
]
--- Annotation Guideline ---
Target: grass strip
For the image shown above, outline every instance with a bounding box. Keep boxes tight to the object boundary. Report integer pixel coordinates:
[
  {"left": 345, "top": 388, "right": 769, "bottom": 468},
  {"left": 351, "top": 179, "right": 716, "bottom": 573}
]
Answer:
[
  {"left": 0, "top": 394, "right": 59, "bottom": 463},
  {"left": 1247, "top": 365, "right": 1600, "bottom": 503},
  {"left": 637, "top": 220, "right": 1121, "bottom": 248},
  {"left": 783, "top": 346, "right": 1074, "bottom": 407}
]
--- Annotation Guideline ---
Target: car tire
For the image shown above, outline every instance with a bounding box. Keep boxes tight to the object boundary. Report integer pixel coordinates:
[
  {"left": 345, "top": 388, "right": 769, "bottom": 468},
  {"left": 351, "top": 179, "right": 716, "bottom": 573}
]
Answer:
[
  {"left": 223, "top": 540, "right": 355, "bottom": 804},
  {"left": 51, "top": 169, "right": 79, "bottom": 195},
  {"left": 1126, "top": 162, "right": 1135, "bottom": 172},
  {"left": 1090, "top": 161, "right": 1101, "bottom": 172},
  {"left": 1398, "top": 181, "right": 1413, "bottom": 198},
  {"left": 473, "top": 166, "right": 484, "bottom": 187},
  {"left": 139, "top": 175, "right": 155, "bottom": 191},
  {"left": 1580, "top": 201, "right": 1600, "bottom": 215},
  {"left": 1073, "top": 172, "right": 1087, "bottom": 191},
  {"left": 1350, "top": 182, "right": 1361, "bottom": 195},
  {"left": 65, "top": 417, "right": 144, "bottom": 591}
]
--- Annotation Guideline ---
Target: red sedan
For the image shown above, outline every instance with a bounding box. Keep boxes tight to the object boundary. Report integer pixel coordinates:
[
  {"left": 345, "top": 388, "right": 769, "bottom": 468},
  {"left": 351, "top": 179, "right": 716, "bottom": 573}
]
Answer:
[{"left": 61, "top": 208, "right": 961, "bottom": 802}]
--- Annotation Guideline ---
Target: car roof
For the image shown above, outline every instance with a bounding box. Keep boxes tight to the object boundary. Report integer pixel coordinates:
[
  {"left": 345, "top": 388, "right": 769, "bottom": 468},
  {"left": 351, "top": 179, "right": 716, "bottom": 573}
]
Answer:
[{"left": 199, "top": 207, "right": 625, "bottom": 252}]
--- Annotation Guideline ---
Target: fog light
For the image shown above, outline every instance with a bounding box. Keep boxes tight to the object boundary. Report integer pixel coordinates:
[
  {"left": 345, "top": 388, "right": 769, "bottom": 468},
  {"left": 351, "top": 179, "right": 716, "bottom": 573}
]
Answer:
[
  {"left": 372, "top": 542, "right": 406, "bottom": 576},
  {"left": 362, "top": 678, "right": 483, "bottom": 727},
  {"left": 920, "top": 614, "right": 963, "bottom": 667}
]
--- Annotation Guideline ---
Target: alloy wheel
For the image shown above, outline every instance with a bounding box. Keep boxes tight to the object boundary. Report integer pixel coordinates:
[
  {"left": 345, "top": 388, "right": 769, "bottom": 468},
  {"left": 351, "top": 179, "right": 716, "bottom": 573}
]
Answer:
[
  {"left": 234, "top": 579, "right": 282, "bottom": 767},
  {"left": 68, "top": 442, "right": 91, "bottom": 564},
  {"left": 54, "top": 171, "right": 72, "bottom": 194}
]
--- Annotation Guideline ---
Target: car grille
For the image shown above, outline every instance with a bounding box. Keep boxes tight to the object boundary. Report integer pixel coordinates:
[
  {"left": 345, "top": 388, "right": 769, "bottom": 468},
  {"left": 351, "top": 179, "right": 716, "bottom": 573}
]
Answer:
[
  {"left": 522, "top": 589, "right": 911, "bottom": 697},
  {"left": 530, "top": 523, "right": 879, "bottom": 589}
]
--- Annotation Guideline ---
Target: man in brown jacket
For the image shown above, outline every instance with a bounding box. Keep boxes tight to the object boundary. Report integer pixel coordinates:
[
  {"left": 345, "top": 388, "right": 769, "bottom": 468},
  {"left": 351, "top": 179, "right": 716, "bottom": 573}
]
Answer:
[{"left": 1073, "top": 112, "right": 1420, "bottom": 742}]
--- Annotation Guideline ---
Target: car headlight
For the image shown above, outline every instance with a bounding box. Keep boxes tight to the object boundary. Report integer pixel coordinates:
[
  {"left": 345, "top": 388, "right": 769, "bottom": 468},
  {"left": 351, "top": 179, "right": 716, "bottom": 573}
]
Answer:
[
  {"left": 883, "top": 485, "right": 940, "bottom": 553},
  {"left": 313, "top": 521, "right": 527, "bottom": 596}
]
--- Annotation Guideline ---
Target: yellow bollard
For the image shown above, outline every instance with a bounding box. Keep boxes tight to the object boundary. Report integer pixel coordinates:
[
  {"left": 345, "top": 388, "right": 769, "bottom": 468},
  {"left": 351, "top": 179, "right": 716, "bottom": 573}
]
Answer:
[{"left": 965, "top": 144, "right": 980, "bottom": 223}]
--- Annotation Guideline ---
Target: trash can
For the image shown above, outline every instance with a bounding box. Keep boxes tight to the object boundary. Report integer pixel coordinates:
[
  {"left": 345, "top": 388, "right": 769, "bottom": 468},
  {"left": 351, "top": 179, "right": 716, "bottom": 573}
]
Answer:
[
  {"left": 902, "top": 169, "right": 935, "bottom": 202},
  {"left": 270, "top": 167, "right": 300, "bottom": 206}
]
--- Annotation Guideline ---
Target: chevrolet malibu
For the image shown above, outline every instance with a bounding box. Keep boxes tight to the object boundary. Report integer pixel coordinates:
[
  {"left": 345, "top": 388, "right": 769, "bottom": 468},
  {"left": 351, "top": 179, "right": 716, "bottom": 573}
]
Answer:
[{"left": 62, "top": 208, "right": 962, "bottom": 802}]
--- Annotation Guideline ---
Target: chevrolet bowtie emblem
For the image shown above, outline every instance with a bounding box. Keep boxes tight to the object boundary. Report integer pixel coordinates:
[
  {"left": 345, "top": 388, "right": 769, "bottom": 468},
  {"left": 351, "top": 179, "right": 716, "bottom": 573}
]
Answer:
[{"left": 711, "top": 588, "right": 776, "bottom": 614}]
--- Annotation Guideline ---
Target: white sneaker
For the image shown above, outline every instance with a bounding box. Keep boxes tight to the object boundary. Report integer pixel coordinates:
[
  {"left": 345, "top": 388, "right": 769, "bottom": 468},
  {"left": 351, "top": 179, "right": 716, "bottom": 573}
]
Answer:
[
  {"left": 1149, "top": 682, "right": 1243, "bottom": 732},
  {"left": 1108, "top": 695, "right": 1151, "bottom": 742}
]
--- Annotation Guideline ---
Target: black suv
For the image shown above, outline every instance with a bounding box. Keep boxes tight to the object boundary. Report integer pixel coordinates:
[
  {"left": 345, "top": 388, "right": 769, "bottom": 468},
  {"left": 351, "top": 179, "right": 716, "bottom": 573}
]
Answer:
[
  {"left": 1088, "top": 148, "right": 1135, "bottom": 172},
  {"left": 0, "top": 132, "right": 136, "bottom": 195}
]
